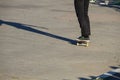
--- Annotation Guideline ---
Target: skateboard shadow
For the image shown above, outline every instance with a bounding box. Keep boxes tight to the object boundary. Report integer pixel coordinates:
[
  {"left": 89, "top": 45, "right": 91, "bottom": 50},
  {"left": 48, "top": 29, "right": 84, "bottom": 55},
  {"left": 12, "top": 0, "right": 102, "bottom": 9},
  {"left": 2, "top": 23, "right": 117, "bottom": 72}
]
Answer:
[{"left": 0, "top": 20, "right": 76, "bottom": 45}]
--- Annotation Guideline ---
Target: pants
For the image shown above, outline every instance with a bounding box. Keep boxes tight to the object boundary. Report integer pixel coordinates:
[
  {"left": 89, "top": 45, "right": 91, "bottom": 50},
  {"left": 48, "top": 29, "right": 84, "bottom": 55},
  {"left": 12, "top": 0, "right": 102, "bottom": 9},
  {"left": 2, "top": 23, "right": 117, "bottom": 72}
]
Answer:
[{"left": 74, "top": 0, "right": 91, "bottom": 37}]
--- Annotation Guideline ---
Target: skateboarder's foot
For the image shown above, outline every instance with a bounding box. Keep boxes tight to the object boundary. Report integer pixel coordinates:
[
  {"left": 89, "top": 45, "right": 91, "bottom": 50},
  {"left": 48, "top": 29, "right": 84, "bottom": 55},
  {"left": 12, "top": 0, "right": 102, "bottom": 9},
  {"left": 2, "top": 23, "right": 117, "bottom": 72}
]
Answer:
[
  {"left": 76, "top": 36, "right": 90, "bottom": 47},
  {"left": 76, "top": 36, "right": 90, "bottom": 42}
]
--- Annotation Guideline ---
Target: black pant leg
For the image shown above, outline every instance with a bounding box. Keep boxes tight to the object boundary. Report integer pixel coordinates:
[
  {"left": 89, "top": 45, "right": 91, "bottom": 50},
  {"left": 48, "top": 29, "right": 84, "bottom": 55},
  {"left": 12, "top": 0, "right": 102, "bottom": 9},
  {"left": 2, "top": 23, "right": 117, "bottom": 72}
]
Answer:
[
  {"left": 74, "top": 0, "right": 91, "bottom": 36},
  {"left": 84, "top": 0, "right": 91, "bottom": 36},
  {"left": 74, "top": 0, "right": 85, "bottom": 35}
]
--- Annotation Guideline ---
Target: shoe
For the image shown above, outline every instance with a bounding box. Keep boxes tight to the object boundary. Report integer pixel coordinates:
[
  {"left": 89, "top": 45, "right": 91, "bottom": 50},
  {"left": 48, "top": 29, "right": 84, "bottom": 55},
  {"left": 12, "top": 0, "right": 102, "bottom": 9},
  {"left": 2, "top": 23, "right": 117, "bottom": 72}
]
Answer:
[{"left": 76, "top": 36, "right": 90, "bottom": 42}]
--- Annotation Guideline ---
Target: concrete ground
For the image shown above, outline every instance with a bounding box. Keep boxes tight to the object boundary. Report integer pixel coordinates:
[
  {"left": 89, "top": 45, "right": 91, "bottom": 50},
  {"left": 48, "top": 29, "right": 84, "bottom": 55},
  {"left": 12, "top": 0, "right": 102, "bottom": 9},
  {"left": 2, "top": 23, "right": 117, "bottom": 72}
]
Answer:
[{"left": 0, "top": 0, "right": 120, "bottom": 80}]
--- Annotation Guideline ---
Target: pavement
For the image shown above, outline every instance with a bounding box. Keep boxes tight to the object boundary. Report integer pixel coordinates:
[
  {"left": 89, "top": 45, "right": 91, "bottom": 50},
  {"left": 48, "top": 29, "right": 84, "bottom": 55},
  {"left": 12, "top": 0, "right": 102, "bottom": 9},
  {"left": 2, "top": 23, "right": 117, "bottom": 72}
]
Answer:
[{"left": 0, "top": 0, "right": 120, "bottom": 80}]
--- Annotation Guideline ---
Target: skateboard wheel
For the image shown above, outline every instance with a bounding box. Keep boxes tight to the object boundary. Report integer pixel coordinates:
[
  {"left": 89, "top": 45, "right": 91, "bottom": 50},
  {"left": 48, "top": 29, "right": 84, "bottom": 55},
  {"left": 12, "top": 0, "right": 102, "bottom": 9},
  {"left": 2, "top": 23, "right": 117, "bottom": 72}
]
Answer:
[{"left": 85, "top": 42, "right": 89, "bottom": 47}]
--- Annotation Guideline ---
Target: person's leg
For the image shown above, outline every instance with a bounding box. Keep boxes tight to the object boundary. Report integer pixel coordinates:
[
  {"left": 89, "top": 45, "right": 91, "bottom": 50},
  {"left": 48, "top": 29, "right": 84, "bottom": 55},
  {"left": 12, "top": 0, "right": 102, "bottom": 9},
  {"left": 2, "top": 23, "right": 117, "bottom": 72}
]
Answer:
[
  {"left": 83, "top": 0, "right": 91, "bottom": 38},
  {"left": 74, "top": 0, "right": 85, "bottom": 36},
  {"left": 74, "top": 0, "right": 91, "bottom": 39}
]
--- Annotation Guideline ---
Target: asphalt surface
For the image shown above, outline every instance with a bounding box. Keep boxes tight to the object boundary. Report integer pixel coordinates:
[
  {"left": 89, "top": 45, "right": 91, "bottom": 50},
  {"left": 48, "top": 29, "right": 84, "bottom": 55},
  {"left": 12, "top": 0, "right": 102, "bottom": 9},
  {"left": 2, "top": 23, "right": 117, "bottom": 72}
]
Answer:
[{"left": 0, "top": 0, "right": 120, "bottom": 80}]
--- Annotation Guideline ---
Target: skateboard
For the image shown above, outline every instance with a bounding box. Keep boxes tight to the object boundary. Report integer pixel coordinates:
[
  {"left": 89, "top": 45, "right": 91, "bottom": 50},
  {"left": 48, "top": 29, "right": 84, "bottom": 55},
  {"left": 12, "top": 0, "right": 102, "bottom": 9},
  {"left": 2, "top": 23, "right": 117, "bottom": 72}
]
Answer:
[{"left": 76, "top": 40, "right": 90, "bottom": 47}]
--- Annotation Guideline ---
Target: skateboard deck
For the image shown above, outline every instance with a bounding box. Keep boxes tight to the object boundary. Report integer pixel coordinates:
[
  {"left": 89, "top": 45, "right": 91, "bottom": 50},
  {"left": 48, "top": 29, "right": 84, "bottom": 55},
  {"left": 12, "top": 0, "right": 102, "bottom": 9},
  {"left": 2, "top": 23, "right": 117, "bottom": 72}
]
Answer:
[{"left": 76, "top": 40, "right": 90, "bottom": 47}]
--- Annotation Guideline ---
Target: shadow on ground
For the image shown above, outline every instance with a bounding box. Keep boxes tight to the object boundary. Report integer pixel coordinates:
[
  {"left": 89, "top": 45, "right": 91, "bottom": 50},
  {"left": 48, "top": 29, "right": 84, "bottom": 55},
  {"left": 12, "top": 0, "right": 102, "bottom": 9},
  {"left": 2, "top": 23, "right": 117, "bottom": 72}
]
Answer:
[
  {"left": 0, "top": 20, "right": 76, "bottom": 45},
  {"left": 100, "top": 4, "right": 120, "bottom": 12},
  {"left": 91, "top": 2, "right": 120, "bottom": 12},
  {"left": 78, "top": 76, "right": 97, "bottom": 80},
  {"left": 62, "top": 76, "right": 97, "bottom": 80},
  {"left": 78, "top": 65, "right": 120, "bottom": 80}
]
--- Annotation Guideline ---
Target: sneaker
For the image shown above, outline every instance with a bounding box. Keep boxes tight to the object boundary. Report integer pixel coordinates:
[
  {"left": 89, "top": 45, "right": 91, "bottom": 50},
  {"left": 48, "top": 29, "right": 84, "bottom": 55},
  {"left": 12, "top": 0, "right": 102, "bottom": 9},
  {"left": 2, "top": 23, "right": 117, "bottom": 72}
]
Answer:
[{"left": 76, "top": 36, "right": 90, "bottom": 42}]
